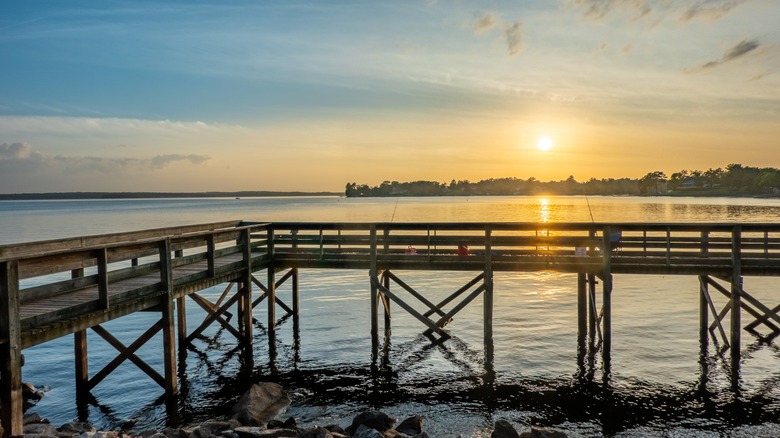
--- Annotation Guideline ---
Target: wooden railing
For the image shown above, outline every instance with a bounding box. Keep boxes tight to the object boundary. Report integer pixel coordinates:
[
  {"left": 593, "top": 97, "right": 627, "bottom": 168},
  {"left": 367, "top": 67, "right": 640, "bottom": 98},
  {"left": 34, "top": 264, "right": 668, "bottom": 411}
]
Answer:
[
  {"left": 3, "top": 221, "right": 780, "bottom": 344},
  {"left": 1, "top": 221, "right": 273, "bottom": 347},
  {"left": 255, "top": 222, "right": 780, "bottom": 275}
]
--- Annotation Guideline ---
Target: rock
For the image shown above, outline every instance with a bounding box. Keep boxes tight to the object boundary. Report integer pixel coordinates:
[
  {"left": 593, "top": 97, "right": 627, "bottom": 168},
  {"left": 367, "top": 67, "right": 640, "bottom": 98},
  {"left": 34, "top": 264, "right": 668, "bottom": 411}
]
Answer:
[
  {"left": 234, "top": 426, "right": 297, "bottom": 438},
  {"left": 345, "top": 411, "right": 395, "bottom": 435},
  {"left": 24, "top": 412, "right": 48, "bottom": 425},
  {"left": 395, "top": 416, "right": 423, "bottom": 436},
  {"left": 232, "top": 382, "right": 291, "bottom": 426},
  {"left": 323, "top": 425, "right": 346, "bottom": 435},
  {"left": 23, "top": 422, "right": 58, "bottom": 436},
  {"left": 297, "top": 426, "right": 334, "bottom": 438},
  {"left": 91, "top": 432, "right": 120, "bottom": 438},
  {"left": 353, "top": 424, "right": 384, "bottom": 438},
  {"left": 58, "top": 421, "right": 97, "bottom": 436},
  {"left": 190, "top": 420, "right": 235, "bottom": 438},
  {"left": 492, "top": 419, "right": 521, "bottom": 438},
  {"left": 22, "top": 381, "right": 45, "bottom": 406},
  {"left": 267, "top": 417, "right": 296, "bottom": 429},
  {"left": 519, "top": 426, "right": 568, "bottom": 438}
]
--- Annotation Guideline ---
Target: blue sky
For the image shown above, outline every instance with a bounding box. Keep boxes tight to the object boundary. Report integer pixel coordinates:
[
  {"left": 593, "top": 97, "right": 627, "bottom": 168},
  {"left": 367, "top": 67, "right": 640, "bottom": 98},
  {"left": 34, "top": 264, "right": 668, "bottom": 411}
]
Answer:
[{"left": 1, "top": 0, "right": 778, "bottom": 192}]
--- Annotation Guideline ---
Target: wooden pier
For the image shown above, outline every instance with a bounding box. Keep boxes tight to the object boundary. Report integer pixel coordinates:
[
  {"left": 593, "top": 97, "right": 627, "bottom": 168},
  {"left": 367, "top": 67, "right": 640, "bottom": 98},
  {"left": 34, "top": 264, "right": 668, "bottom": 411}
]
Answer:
[{"left": 2, "top": 220, "right": 780, "bottom": 436}]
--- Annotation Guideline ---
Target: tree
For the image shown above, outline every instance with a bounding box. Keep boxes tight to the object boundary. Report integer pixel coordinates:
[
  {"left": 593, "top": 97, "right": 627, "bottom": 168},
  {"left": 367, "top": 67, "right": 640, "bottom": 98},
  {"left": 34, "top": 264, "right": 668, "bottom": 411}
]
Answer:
[{"left": 639, "top": 171, "right": 667, "bottom": 195}]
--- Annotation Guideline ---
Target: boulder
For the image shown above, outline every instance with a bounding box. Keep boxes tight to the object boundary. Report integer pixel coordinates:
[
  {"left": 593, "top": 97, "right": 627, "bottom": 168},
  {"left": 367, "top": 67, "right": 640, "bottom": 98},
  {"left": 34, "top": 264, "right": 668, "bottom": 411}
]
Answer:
[
  {"left": 353, "top": 424, "right": 384, "bottom": 438},
  {"left": 492, "top": 419, "right": 521, "bottom": 438},
  {"left": 57, "top": 421, "right": 97, "bottom": 436},
  {"left": 22, "top": 422, "right": 58, "bottom": 436},
  {"left": 189, "top": 420, "right": 236, "bottom": 438},
  {"left": 323, "top": 424, "right": 347, "bottom": 435},
  {"left": 297, "top": 426, "right": 334, "bottom": 438},
  {"left": 24, "top": 412, "right": 47, "bottom": 425},
  {"left": 519, "top": 426, "right": 567, "bottom": 438},
  {"left": 232, "top": 383, "right": 291, "bottom": 426},
  {"left": 395, "top": 416, "right": 423, "bottom": 436},
  {"left": 23, "top": 382, "right": 44, "bottom": 401},
  {"left": 345, "top": 411, "right": 395, "bottom": 435},
  {"left": 267, "top": 417, "right": 296, "bottom": 429}
]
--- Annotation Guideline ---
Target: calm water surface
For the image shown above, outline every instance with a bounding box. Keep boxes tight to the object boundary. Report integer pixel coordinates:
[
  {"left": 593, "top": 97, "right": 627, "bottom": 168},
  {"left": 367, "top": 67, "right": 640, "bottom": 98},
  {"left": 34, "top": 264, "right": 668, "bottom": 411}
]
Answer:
[{"left": 2, "top": 196, "right": 780, "bottom": 437}]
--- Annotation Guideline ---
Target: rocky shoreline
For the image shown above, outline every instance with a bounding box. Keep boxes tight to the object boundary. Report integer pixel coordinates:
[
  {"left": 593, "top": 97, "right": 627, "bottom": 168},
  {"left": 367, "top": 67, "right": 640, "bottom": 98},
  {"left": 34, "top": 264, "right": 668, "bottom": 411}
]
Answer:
[{"left": 13, "top": 382, "right": 568, "bottom": 438}]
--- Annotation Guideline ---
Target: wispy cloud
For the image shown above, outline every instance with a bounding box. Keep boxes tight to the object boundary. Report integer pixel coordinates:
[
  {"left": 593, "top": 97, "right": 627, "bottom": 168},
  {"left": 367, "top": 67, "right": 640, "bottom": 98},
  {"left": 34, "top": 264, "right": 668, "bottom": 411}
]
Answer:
[
  {"left": 506, "top": 21, "right": 524, "bottom": 56},
  {"left": 151, "top": 154, "right": 211, "bottom": 169},
  {"left": 567, "top": 0, "right": 747, "bottom": 23},
  {"left": 472, "top": 12, "right": 499, "bottom": 34},
  {"left": 680, "top": 0, "right": 748, "bottom": 22},
  {"left": 686, "top": 38, "right": 759, "bottom": 72}
]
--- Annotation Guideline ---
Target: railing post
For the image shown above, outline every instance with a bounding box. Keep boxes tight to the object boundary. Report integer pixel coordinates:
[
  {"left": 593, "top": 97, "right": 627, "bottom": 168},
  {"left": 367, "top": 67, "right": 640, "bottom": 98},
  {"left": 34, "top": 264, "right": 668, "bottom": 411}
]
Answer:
[
  {"left": 97, "top": 248, "right": 109, "bottom": 309},
  {"left": 158, "top": 238, "right": 177, "bottom": 397},
  {"left": 730, "top": 225, "right": 742, "bottom": 382},
  {"left": 1, "top": 260, "right": 22, "bottom": 437}
]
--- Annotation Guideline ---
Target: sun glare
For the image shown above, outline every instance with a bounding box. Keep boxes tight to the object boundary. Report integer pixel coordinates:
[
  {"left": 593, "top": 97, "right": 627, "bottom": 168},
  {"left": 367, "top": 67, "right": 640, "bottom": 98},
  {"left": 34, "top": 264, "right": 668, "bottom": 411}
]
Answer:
[{"left": 537, "top": 136, "right": 554, "bottom": 152}]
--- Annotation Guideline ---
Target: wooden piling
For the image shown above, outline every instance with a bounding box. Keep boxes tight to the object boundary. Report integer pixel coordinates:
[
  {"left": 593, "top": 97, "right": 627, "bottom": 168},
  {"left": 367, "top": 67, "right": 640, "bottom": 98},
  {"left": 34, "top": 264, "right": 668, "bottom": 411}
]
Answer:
[
  {"left": 72, "top": 268, "right": 89, "bottom": 401},
  {"left": 1, "top": 261, "right": 22, "bottom": 437},
  {"left": 292, "top": 268, "right": 300, "bottom": 317},
  {"left": 577, "top": 273, "right": 587, "bottom": 350},
  {"left": 159, "top": 239, "right": 177, "bottom": 397},
  {"left": 601, "top": 226, "right": 613, "bottom": 369},
  {"left": 267, "top": 227, "right": 276, "bottom": 337},
  {"left": 369, "top": 226, "right": 379, "bottom": 347},
  {"left": 241, "top": 229, "right": 253, "bottom": 345},
  {"left": 484, "top": 228, "right": 494, "bottom": 344},
  {"left": 730, "top": 226, "right": 742, "bottom": 378},
  {"left": 588, "top": 273, "right": 597, "bottom": 346},
  {"left": 699, "top": 275, "right": 709, "bottom": 349}
]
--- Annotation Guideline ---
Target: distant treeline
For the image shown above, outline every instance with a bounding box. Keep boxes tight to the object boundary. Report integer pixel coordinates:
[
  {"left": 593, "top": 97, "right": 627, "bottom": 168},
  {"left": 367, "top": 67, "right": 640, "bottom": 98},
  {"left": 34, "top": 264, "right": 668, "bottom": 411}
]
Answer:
[
  {"left": 345, "top": 164, "right": 780, "bottom": 197},
  {"left": 0, "top": 191, "right": 341, "bottom": 200}
]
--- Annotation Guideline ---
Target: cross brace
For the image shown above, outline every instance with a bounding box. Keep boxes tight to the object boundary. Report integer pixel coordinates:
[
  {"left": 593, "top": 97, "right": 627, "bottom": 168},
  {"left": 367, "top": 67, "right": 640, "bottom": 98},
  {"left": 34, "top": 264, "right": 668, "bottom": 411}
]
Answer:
[
  {"left": 702, "top": 276, "right": 780, "bottom": 350},
  {"left": 87, "top": 322, "right": 166, "bottom": 390},
  {"left": 373, "top": 271, "right": 487, "bottom": 342}
]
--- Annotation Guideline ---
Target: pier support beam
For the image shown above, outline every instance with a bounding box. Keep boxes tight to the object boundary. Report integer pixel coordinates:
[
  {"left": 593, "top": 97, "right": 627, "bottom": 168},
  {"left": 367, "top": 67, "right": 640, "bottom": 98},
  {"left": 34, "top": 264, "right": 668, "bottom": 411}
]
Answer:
[
  {"left": 601, "top": 227, "right": 613, "bottom": 372},
  {"left": 159, "top": 239, "right": 177, "bottom": 397},
  {"left": 267, "top": 228, "right": 276, "bottom": 342},
  {"left": 730, "top": 226, "right": 742, "bottom": 381},
  {"left": 484, "top": 229, "right": 494, "bottom": 345},
  {"left": 1, "top": 261, "right": 22, "bottom": 437},
  {"left": 577, "top": 273, "right": 587, "bottom": 359},
  {"left": 369, "top": 226, "right": 379, "bottom": 352}
]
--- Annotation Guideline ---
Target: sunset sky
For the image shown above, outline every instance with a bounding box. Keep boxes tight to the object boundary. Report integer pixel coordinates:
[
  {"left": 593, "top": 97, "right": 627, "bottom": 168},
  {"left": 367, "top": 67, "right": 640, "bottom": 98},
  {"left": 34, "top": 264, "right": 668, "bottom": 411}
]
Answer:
[{"left": 1, "top": 0, "right": 779, "bottom": 193}]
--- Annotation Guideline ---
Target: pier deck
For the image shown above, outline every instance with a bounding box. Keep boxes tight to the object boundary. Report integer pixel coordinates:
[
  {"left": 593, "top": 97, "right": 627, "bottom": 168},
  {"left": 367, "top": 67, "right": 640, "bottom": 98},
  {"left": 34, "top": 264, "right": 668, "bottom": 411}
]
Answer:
[{"left": 2, "top": 220, "right": 780, "bottom": 436}]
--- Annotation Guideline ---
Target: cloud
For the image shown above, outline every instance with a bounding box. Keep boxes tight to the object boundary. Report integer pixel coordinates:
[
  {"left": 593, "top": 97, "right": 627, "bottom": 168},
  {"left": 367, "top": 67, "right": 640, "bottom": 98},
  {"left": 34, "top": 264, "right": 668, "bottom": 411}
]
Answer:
[
  {"left": 686, "top": 39, "right": 759, "bottom": 72},
  {"left": 0, "top": 142, "right": 211, "bottom": 175},
  {"left": 472, "top": 12, "right": 499, "bottom": 34},
  {"left": 506, "top": 21, "right": 524, "bottom": 56},
  {"left": 681, "top": 0, "right": 748, "bottom": 22},
  {"left": 0, "top": 142, "right": 33, "bottom": 160},
  {"left": 151, "top": 154, "right": 211, "bottom": 169},
  {"left": 567, "top": 0, "right": 746, "bottom": 23}
]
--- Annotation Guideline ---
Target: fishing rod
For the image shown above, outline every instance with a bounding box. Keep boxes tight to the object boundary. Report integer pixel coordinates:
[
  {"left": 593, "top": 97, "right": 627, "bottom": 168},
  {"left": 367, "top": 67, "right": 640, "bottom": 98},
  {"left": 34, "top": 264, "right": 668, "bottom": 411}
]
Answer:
[{"left": 389, "top": 198, "right": 399, "bottom": 223}]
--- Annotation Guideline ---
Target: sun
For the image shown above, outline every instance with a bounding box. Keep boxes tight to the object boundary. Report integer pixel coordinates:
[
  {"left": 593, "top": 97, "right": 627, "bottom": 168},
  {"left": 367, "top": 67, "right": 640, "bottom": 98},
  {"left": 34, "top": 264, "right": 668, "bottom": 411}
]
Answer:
[{"left": 537, "top": 136, "right": 554, "bottom": 152}]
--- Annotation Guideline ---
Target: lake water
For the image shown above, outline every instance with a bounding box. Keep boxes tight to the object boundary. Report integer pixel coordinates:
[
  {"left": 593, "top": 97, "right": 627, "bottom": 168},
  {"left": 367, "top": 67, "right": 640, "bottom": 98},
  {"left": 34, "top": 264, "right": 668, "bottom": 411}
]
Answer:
[{"left": 2, "top": 196, "right": 780, "bottom": 437}]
